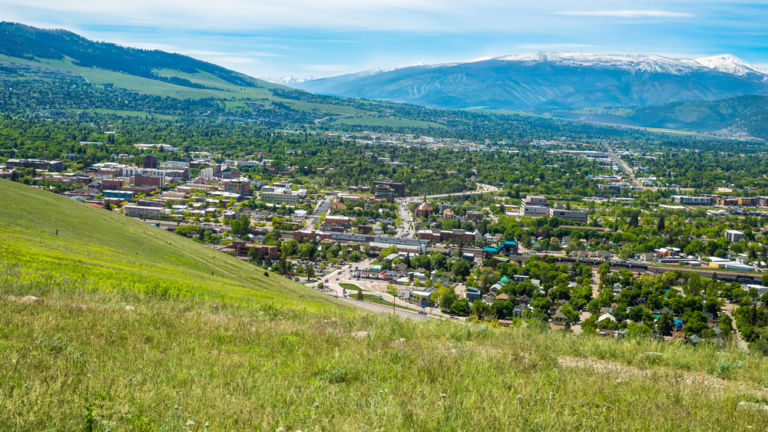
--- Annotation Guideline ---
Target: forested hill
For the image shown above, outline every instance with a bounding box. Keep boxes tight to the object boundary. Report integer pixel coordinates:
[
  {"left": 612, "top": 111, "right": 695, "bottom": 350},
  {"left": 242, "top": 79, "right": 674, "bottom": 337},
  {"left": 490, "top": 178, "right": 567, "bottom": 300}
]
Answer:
[
  {"left": 0, "top": 22, "right": 267, "bottom": 89},
  {"left": 560, "top": 95, "right": 768, "bottom": 140}
]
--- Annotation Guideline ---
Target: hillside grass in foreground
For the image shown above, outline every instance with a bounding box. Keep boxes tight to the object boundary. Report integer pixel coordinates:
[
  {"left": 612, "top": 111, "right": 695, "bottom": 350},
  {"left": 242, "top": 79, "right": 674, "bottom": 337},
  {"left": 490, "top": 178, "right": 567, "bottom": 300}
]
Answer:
[
  {"left": 2, "top": 283, "right": 768, "bottom": 431},
  {"left": 0, "top": 179, "right": 339, "bottom": 310}
]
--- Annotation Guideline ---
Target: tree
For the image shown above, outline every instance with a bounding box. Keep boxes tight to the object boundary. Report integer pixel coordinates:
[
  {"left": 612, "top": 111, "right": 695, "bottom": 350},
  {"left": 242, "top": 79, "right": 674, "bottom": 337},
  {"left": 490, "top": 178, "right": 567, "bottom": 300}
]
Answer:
[
  {"left": 434, "top": 284, "right": 458, "bottom": 312},
  {"left": 656, "top": 214, "right": 665, "bottom": 233},
  {"left": 657, "top": 312, "right": 674, "bottom": 336},
  {"left": 451, "top": 298, "right": 470, "bottom": 316},
  {"left": 280, "top": 240, "right": 299, "bottom": 258},
  {"left": 558, "top": 304, "right": 580, "bottom": 325},
  {"left": 298, "top": 242, "right": 317, "bottom": 259},
  {"left": 471, "top": 300, "right": 491, "bottom": 320},
  {"left": 386, "top": 283, "right": 399, "bottom": 314},
  {"left": 451, "top": 259, "right": 471, "bottom": 279},
  {"left": 356, "top": 288, "right": 364, "bottom": 300}
]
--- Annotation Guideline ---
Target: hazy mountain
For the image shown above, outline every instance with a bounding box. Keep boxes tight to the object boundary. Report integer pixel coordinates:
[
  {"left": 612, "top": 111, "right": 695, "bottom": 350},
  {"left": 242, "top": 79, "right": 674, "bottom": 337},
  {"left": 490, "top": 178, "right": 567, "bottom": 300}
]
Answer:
[{"left": 294, "top": 52, "right": 768, "bottom": 111}]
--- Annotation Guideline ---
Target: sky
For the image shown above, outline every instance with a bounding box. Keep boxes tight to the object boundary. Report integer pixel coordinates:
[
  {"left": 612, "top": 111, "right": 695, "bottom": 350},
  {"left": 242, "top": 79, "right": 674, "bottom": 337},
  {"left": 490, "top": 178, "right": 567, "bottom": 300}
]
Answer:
[{"left": 2, "top": 0, "right": 768, "bottom": 81}]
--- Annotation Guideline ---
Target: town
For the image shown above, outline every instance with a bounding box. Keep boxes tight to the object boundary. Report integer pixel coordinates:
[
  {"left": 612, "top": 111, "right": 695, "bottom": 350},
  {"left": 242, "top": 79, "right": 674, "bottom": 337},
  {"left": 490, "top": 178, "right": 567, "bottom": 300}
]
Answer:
[{"left": 3, "top": 132, "right": 768, "bottom": 351}]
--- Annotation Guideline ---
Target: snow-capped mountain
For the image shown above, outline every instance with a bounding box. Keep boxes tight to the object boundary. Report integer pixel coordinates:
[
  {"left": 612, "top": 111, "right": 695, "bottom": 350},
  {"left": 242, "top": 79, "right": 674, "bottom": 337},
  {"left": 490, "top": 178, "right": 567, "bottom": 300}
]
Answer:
[{"left": 293, "top": 52, "right": 768, "bottom": 111}]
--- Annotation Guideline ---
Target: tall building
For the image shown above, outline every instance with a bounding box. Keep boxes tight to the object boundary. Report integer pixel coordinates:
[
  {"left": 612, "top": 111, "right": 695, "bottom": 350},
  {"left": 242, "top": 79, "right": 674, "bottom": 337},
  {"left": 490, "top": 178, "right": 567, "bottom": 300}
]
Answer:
[
  {"left": 522, "top": 195, "right": 550, "bottom": 218},
  {"left": 143, "top": 155, "right": 158, "bottom": 169},
  {"left": 224, "top": 178, "right": 251, "bottom": 195}
]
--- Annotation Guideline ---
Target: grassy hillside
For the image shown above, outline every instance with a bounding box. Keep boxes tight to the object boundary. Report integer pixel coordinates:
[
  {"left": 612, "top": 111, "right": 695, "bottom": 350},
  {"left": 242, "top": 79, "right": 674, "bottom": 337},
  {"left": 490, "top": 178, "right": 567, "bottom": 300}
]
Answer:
[
  {"left": 0, "top": 179, "right": 338, "bottom": 310},
  {"left": 0, "top": 22, "right": 444, "bottom": 130},
  {"left": 2, "top": 181, "right": 768, "bottom": 430}
]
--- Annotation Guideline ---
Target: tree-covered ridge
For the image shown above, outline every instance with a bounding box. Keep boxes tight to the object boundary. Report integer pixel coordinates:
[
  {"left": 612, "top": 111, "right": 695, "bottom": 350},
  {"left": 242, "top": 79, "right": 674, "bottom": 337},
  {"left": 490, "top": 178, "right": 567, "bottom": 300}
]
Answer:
[{"left": 564, "top": 95, "right": 768, "bottom": 140}]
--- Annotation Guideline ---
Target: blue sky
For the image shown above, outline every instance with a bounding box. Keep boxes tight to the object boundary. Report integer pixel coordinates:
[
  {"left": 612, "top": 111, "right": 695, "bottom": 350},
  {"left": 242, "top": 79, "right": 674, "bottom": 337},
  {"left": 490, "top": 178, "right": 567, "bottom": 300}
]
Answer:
[{"left": 2, "top": 0, "right": 767, "bottom": 80}]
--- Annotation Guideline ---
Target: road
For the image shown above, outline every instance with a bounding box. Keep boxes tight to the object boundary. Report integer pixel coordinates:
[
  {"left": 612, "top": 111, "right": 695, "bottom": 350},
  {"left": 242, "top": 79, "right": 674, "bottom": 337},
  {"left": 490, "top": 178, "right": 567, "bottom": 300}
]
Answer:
[
  {"left": 413, "top": 183, "right": 500, "bottom": 199},
  {"left": 721, "top": 303, "right": 749, "bottom": 351},
  {"left": 394, "top": 183, "right": 500, "bottom": 239},
  {"left": 309, "top": 258, "right": 448, "bottom": 320},
  {"left": 394, "top": 197, "right": 417, "bottom": 238},
  {"left": 340, "top": 297, "right": 432, "bottom": 320},
  {"left": 307, "top": 196, "right": 331, "bottom": 228},
  {"left": 603, "top": 144, "right": 644, "bottom": 190}
]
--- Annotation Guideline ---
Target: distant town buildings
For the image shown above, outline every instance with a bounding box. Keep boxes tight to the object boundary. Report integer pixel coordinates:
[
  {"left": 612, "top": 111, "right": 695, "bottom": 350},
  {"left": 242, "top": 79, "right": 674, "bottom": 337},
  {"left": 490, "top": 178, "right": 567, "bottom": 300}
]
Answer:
[
  {"left": 6, "top": 158, "right": 63, "bottom": 172},
  {"left": 522, "top": 195, "right": 550, "bottom": 218},
  {"left": 725, "top": 229, "right": 745, "bottom": 243},
  {"left": 672, "top": 195, "right": 713, "bottom": 206},
  {"left": 260, "top": 186, "right": 306, "bottom": 204}
]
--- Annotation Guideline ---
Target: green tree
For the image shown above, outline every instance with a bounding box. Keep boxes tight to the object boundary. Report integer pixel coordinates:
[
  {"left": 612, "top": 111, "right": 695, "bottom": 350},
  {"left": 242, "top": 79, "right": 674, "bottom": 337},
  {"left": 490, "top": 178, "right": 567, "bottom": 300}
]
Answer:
[
  {"left": 657, "top": 312, "right": 674, "bottom": 336},
  {"left": 471, "top": 300, "right": 491, "bottom": 320},
  {"left": 451, "top": 298, "right": 470, "bottom": 316},
  {"left": 451, "top": 259, "right": 472, "bottom": 279}
]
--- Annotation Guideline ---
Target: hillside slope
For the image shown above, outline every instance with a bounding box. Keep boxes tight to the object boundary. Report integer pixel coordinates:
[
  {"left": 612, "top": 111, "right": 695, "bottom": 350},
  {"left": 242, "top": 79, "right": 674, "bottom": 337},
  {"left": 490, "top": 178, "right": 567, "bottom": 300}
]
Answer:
[{"left": 0, "top": 179, "right": 339, "bottom": 310}]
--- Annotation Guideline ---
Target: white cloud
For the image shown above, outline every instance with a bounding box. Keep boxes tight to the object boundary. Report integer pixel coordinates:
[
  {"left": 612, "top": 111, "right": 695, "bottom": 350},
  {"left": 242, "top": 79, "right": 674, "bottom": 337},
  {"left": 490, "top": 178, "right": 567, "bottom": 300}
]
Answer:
[
  {"left": 515, "top": 43, "right": 594, "bottom": 50},
  {"left": 557, "top": 10, "right": 693, "bottom": 18}
]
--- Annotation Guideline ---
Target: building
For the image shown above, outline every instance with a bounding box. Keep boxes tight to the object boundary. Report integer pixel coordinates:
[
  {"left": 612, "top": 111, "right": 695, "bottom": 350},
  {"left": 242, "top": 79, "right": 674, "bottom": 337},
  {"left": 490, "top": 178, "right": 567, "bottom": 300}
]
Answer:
[
  {"left": 133, "top": 173, "right": 166, "bottom": 190},
  {"left": 483, "top": 241, "right": 519, "bottom": 258},
  {"left": 260, "top": 187, "right": 305, "bottom": 204},
  {"left": 415, "top": 200, "right": 433, "bottom": 218},
  {"left": 549, "top": 207, "right": 588, "bottom": 224},
  {"left": 224, "top": 178, "right": 251, "bottom": 195},
  {"left": 102, "top": 190, "right": 134, "bottom": 200},
  {"left": 100, "top": 178, "right": 125, "bottom": 190},
  {"left": 522, "top": 195, "right": 550, "bottom": 218},
  {"left": 200, "top": 167, "right": 214, "bottom": 180},
  {"left": 672, "top": 195, "right": 713, "bottom": 206},
  {"left": 134, "top": 143, "right": 178, "bottom": 152},
  {"left": 372, "top": 180, "right": 406, "bottom": 197},
  {"left": 124, "top": 205, "right": 165, "bottom": 218},
  {"left": 466, "top": 210, "right": 484, "bottom": 221},
  {"left": 416, "top": 229, "right": 480, "bottom": 243},
  {"left": 6, "top": 158, "right": 63, "bottom": 172},
  {"left": 250, "top": 245, "right": 280, "bottom": 260},
  {"left": 143, "top": 155, "right": 158, "bottom": 169},
  {"left": 725, "top": 230, "right": 745, "bottom": 243}
]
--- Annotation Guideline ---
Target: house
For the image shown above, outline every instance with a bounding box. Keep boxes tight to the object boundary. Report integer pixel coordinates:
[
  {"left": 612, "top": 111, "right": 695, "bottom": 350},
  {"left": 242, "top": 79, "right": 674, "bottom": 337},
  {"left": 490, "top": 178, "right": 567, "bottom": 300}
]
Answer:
[
  {"left": 597, "top": 313, "right": 616, "bottom": 323},
  {"left": 465, "top": 287, "right": 482, "bottom": 301},
  {"left": 513, "top": 304, "right": 526, "bottom": 317}
]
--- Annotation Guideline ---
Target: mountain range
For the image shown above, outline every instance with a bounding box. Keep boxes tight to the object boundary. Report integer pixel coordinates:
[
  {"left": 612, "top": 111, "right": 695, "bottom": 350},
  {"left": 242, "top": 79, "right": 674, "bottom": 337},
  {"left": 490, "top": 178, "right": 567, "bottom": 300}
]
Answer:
[
  {"left": 2, "top": 22, "right": 768, "bottom": 140},
  {"left": 294, "top": 52, "right": 768, "bottom": 112}
]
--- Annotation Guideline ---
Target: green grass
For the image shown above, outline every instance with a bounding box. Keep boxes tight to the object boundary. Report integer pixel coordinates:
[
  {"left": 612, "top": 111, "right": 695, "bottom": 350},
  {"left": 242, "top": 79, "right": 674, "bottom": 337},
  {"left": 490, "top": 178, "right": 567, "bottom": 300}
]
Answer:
[
  {"left": 339, "top": 283, "right": 362, "bottom": 291},
  {"left": 3, "top": 179, "right": 768, "bottom": 430},
  {"left": 0, "top": 179, "right": 339, "bottom": 310}
]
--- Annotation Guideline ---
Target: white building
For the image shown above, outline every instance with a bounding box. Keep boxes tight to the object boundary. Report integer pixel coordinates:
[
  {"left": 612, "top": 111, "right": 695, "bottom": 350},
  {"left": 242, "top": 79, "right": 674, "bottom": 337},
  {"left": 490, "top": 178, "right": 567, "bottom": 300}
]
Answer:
[
  {"left": 672, "top": 195, "right": 713, "bottom": 206},
  {"left": 725, "top": 230, "right": 745, "bottom": 243},
  {"left": 261, "top": 187, "right": 306, "bottom": 204},
  {"left": 522, "top": 195, "right": 550, "bottom": 218},
  {"left": 200, "top": 167, "right": 214, "bottom": 180},
  {"left": 124, "top": 205, "right": 166, "bottom": 218}
]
